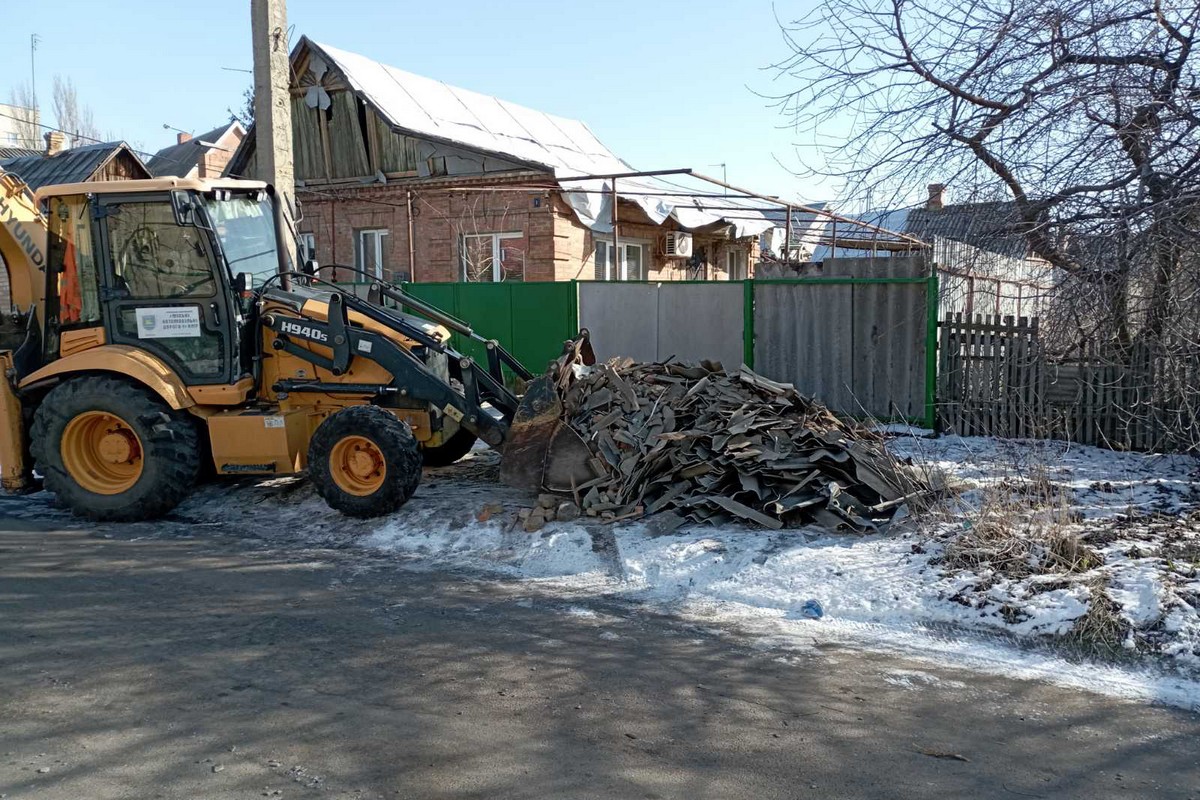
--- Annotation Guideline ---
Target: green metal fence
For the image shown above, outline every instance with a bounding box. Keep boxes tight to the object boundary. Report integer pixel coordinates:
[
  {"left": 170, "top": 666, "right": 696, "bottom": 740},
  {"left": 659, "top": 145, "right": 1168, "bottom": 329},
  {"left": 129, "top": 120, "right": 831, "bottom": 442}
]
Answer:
[
  {"left": 340, "top": 276, "right": 938, "bottom": 428},
  {"left": 400, "top": 281, "right": 579, "bottom": 375}
]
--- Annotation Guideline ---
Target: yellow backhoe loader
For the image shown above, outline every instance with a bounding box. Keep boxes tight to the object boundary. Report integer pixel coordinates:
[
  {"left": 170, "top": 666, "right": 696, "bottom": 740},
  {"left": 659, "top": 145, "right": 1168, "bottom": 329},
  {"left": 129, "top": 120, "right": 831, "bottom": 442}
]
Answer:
[{"left": 0, "top": 169, "right": 593, "bottom": 521}]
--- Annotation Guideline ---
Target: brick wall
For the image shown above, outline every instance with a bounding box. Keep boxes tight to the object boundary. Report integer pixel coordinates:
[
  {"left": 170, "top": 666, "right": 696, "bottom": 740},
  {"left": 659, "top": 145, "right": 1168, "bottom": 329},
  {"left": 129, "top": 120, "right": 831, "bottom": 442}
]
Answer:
[
  {"left": 198, "top": 129, "right": 245, "bottom": 179},
  {"left": 552, "top": 196, "right": 591, "bottom": 281},
  {"left": 296, "top": 174, "right": 561, "bottom": 283},
  {"left": 296, "top": 176, "right": 761, "bottom": 285}
]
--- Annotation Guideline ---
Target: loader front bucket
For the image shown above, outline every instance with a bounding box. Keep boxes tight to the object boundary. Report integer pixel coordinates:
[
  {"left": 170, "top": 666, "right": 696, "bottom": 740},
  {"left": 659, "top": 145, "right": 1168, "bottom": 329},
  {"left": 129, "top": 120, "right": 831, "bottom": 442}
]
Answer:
[{"left": 498, "top": 332, "right": 597, "bottom": 493}]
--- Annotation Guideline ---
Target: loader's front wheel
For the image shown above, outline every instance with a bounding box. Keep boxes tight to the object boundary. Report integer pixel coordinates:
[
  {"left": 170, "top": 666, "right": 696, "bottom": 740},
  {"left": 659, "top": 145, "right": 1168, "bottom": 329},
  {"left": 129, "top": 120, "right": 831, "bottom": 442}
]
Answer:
[
  {"left": 31, "top": 376, "right": 201, "bottom": 521},
  {"left": 309, "top": 406, "right": 422, "bottom": 518}
]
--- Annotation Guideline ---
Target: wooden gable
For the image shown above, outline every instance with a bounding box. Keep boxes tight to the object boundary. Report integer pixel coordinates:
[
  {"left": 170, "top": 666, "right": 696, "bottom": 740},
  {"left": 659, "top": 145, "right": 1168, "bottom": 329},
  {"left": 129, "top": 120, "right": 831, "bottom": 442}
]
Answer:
[{"left": 288, "top": 45, "right": 419, "bottom": 184}]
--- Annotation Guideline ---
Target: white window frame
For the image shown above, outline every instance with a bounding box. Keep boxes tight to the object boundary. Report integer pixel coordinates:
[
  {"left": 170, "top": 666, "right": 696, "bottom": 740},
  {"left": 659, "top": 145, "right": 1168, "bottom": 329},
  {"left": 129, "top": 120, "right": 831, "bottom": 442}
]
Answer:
[
  {"left": 726, "top": 248, "right": 747, "bottom": 281},
  {"left": 593, "top": 238, "right": 646, "bottom": 281},
  {"left": 298, "top": 232, "right": 316, "bottom": 263},
  {"left": 355, "top": 228, "right": 388, "bottom": 279},
  {"left": 461, "top": 232, "right": 524, "bottom": 282}
]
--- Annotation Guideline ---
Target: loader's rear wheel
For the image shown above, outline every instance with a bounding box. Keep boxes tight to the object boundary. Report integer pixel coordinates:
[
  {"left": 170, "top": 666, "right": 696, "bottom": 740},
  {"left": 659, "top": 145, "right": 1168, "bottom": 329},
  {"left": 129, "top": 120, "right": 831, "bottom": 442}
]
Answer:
[
  {"left": 62, "top": 411, "right": 144, "bottom": 494},
  {"left": 31, "top": 376, "right": 200, "bottom": 521},
  {"left": 309, "top": 406, "right": 421, "bottom": 518},
  {"left": 421, "top": 428, "right": 478, "bottom": 467}
]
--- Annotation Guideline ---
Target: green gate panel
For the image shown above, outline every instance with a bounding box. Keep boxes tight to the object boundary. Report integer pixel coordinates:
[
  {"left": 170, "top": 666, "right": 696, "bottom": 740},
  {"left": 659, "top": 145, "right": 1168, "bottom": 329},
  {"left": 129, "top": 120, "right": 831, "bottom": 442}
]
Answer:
[
  {"left": 509, "top": 282, "right": 578, "bottom": 372},
  {"left": 401, "top": 281, "right": 577, "bottom": 377},
  {"left": 455, "top": 283, "right": 512, "bottom": 367},
  {"left": 404, "top": 282, "right": 458, "bottom": 315}
]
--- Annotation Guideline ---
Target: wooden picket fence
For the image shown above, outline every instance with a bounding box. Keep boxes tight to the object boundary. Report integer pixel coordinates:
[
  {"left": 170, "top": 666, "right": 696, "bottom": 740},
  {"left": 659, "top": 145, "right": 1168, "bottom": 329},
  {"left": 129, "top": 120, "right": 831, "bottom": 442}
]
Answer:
[{"left": 937, "top": 314, "right": 1200, "bottom": 451}]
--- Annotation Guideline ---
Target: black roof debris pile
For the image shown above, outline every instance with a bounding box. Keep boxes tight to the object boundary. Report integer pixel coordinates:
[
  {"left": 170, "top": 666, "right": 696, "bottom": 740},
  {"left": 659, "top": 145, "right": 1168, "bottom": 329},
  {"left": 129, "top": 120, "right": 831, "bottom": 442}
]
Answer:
[{"left": 546, "top": 357, "right": 930, "bottom": 532}]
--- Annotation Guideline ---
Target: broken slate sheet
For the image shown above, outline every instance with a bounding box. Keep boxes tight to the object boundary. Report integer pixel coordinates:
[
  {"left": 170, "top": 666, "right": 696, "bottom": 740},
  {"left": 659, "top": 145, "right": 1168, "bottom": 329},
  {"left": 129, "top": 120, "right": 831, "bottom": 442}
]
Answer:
[{"left": 548, "top": 357, "right": 929, "bottom": 531}]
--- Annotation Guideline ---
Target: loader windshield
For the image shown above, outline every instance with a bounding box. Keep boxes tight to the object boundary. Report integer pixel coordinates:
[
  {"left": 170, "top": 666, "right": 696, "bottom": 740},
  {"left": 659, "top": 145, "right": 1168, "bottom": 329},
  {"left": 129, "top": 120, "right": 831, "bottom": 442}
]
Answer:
[{"left": 202, "top": 194, "right": 279, "bottom": 289}]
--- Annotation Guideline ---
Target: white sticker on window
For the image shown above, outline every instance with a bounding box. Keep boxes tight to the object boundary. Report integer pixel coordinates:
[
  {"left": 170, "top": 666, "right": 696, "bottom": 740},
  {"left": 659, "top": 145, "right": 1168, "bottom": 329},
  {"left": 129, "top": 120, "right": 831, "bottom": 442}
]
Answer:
[
  {"left": 264, "top": 416, "right": 285, "bottom": 429},
  {"left": 135, "top": 307, "right": 202, "bottom": 339},
  {"left": 357, "top": 340, "right": 373, "bottom": 354}
]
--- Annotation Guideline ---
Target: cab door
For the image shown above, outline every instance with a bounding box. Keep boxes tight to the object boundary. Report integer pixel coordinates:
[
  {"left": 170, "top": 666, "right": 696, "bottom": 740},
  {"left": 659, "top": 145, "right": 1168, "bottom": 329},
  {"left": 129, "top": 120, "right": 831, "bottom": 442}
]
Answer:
[{"left": 94, "top": 194, "right": 238, "bottom": 385}]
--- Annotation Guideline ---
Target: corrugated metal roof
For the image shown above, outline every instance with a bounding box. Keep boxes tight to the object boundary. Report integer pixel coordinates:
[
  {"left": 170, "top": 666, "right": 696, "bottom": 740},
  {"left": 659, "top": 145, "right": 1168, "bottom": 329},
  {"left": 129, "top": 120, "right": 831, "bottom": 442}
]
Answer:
[
  {"left": 805, "top": 202, "right": 1028, "bottom": 261},
  {"left": 147, "top": 123, "right": 240, "bottom": 178},
  {"left": 904, "top": 202, "right": 1027, "bottom": 260},
  {"left": 0, "top": 146, "right": 39, "bottom": 160},
  {"left": 0, "top": 142, "right": 148, "bottom": 191},
  {"left": 284, "top": 37, "right": 776, "bottom": 237}
]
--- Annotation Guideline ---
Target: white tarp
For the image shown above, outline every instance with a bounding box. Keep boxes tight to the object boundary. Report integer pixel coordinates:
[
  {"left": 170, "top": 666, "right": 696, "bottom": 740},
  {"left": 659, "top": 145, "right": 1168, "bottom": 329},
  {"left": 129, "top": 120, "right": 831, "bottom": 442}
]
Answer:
[{"left": 307, "top": 39, "right": 776, "bottom": 237}]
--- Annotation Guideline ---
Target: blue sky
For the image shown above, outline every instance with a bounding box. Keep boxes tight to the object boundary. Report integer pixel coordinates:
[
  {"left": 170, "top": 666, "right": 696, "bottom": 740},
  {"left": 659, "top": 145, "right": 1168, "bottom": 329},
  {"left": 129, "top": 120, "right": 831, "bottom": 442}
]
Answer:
[{"left": 1, "top": 0, "right": 829, "bottom": 202}]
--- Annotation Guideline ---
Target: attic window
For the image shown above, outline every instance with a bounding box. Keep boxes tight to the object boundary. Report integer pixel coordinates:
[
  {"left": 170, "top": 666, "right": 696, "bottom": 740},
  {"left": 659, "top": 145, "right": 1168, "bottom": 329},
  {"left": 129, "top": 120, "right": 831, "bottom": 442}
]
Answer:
[{"left": 427, "top": 156, "right": 447, "bottom": 177}]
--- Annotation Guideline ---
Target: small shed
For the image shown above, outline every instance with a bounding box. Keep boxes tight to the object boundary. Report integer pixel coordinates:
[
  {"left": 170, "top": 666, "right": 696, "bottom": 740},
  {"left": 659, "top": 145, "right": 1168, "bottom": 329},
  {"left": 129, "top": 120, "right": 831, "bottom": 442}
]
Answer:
[{"left": 0, "top": 140, "right": 151, "bottom": 192}]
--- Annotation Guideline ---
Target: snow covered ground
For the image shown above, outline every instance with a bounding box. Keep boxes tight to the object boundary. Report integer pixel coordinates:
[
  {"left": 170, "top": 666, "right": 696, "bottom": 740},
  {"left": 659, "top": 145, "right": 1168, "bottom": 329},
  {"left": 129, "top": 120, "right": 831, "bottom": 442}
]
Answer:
[{"left": 177, "top": 432, "right": 1200, "bottom": 711}]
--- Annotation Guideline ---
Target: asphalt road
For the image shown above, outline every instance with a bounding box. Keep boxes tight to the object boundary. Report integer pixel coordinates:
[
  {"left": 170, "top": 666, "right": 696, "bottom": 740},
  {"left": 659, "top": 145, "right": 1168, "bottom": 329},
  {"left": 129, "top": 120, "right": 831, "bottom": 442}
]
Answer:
[{"left": 1, "top": 501, "right": 1198, "bottom": 800}]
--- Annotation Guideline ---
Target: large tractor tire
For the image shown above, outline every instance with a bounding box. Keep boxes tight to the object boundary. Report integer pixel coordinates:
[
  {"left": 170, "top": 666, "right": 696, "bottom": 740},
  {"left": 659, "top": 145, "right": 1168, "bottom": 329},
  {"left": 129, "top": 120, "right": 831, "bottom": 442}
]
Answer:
[
  {"left": 31, "top": 376, "right": 201, "bottom": 521},
  {"left": 308, "top": 406, "right": 422, "bottom": 518},
  {"left": 420, "top": 428, "right": 478, "bottom": 467}
]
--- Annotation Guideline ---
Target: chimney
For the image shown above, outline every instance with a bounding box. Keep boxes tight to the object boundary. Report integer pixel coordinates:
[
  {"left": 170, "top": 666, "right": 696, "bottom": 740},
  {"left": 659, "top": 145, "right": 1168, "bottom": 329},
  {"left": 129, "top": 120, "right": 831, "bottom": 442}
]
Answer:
[
  {"left": 177, "top": 132, "right": 192, "bottom": 144},
  {"left": 926, "top": 183, "right": 946, "bottom": 210},
  {"left": 44, "top": 130, "right": 66, "bottom": 156}
]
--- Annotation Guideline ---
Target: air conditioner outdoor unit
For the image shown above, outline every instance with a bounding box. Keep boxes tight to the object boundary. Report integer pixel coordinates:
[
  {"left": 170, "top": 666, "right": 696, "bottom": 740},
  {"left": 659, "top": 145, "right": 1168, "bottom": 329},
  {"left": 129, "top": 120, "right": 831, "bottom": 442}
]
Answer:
[{"left": 664, "top": 231, "right": 693, "bottom": 258}]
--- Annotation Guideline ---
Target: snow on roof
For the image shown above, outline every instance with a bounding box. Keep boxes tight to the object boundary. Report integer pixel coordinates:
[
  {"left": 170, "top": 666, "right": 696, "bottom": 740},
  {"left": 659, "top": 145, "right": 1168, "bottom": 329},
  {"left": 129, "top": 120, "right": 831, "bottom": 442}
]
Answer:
[{"left": 305, "top": 38, "right": 776, "bottom": 237}]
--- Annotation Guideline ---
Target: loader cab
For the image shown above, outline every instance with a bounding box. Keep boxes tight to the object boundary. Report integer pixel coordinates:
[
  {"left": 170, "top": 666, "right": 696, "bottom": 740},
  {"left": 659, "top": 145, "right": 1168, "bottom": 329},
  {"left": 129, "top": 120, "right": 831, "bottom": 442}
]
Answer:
[{"left": 39, "top": 179, "right": 284, "bottom": 385}]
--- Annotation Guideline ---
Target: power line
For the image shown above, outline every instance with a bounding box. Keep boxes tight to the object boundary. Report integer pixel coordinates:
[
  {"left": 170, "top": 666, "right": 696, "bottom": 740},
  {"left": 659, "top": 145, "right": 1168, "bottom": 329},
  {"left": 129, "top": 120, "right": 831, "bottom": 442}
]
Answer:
[
  {"left": 0, "top": 109, "right": 910, "bottom": 241},
  {"left": 0, "top": 108, "right": 171, "bottom": 166}
]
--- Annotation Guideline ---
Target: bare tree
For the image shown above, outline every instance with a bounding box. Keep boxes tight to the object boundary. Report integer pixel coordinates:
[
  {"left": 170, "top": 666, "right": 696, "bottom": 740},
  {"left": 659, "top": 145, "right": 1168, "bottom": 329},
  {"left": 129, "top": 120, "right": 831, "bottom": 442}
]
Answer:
[
  {"left": 774, "top": 0, "right": 1200, "bottom": 347},
  {"left": 228, "top": 86, "right": 255, "bottom": 128},
  {"left": 6, "top": 83, "right": 40, "bottom": 148},
  {"left": 420, "top": 191, "right": 528, "bottom": 283},
  {"left": 51, "top": 75, "right": 101, "bottom": 147}
]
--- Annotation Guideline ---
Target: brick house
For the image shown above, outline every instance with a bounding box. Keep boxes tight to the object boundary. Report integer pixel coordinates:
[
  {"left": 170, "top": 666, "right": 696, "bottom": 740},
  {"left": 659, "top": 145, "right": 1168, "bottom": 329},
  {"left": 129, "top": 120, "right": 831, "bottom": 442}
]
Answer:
[
  {"left": 146, "top": 122, "right": 245, "bottom": 179},
  {"left": 226, "top": 37, "right": 773, "bottom": 284}
]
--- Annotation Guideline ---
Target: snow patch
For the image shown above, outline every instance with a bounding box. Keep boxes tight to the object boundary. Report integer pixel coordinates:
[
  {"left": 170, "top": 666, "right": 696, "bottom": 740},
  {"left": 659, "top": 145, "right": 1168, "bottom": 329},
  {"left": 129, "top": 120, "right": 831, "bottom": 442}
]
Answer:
[
  {"left": 1107, "top": 557, "right": 1166, "bottom": 628},
  {"left": 181, "top": 436, "right": 1200, "bottom": 710}
]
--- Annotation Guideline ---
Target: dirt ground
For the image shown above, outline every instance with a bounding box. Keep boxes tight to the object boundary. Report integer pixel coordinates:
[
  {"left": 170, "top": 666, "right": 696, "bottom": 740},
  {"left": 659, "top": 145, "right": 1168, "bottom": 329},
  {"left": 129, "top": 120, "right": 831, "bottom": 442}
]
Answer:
[{"left": 2, "top": 492, "right": 1199, "bottom": 799}]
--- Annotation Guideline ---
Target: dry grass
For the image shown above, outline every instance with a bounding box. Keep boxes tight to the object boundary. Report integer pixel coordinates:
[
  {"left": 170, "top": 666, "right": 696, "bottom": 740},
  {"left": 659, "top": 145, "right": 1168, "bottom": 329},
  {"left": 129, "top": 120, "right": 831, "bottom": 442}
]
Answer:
[
  {"left": 1069, "top": 579, "right": 1133, "bottom": 657},
  {"left": 934, "top": 468, "right": 1101, "bottom": 581},
  {"left": 911, "top": 445, "right": 1140, "bottom": 653}
]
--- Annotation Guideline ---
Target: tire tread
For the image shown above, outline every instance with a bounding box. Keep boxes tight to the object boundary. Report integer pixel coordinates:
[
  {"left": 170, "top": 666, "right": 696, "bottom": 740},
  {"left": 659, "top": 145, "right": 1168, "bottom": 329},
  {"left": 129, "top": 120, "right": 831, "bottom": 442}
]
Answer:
[
  {"left": 31, "top": 375, "right": 200, "bottom": 521},
  {"left": 308, "top": 406, "right": 422, "bottom": 518}
]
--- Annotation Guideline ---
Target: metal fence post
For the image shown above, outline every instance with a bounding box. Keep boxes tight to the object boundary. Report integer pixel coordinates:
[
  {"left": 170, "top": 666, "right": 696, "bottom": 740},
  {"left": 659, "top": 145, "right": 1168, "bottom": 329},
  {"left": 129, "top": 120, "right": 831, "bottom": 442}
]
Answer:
[
  {"left": 925, "top": 272, "right": 940, "bottom": 430},
  {"left": 742, "top": 279, "right": 755, "bottom": 368},
  {"left": 570, "top": 279, "right": 579, "bottom": 338}
]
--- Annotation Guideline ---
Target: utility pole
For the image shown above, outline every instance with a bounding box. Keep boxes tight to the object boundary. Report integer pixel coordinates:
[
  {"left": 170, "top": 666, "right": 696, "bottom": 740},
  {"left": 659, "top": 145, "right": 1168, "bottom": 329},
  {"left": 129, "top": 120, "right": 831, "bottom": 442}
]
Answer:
[
  {"left": 29, "top": 34, "right": 39, "bottom": 111},
  {"left": 251, "top": 0, "right": 296, "bottom": 263}
]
